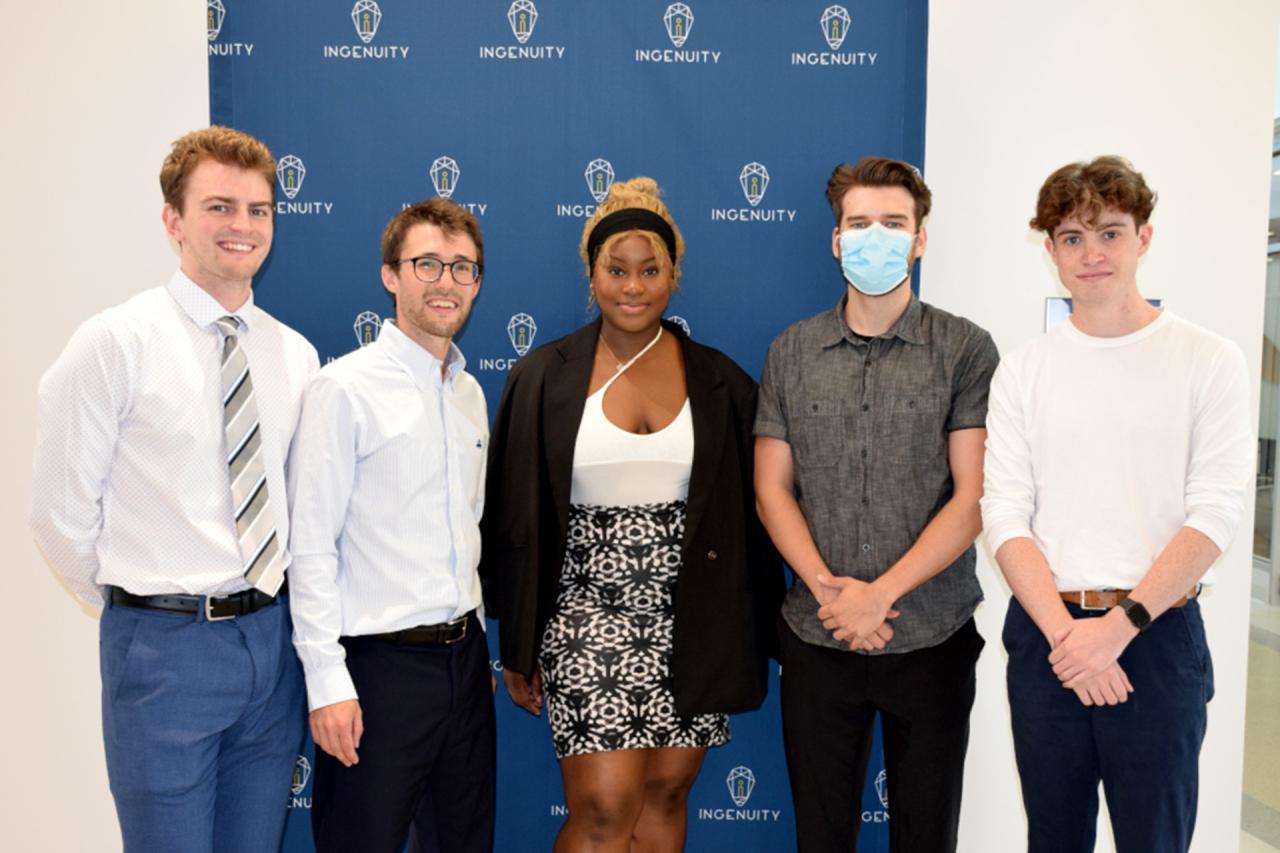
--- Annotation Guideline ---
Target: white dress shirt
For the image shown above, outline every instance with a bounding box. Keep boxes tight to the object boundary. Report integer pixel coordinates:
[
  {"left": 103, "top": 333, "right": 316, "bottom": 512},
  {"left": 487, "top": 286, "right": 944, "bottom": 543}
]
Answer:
[
  {"left": 981, "top": 311, "right": 1253, "bottom": 591},
  {"left": 287, "top": 320, "right": 488, "bottom": 711},
  {"left": 30, "top": 271, "right": 320, "bottom": 606}
]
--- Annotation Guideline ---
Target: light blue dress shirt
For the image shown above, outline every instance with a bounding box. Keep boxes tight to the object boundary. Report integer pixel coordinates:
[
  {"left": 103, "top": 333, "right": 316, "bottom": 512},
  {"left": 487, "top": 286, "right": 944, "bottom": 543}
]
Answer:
[{"left": 287, "top": 320, "right": 488, "bottom": 711}]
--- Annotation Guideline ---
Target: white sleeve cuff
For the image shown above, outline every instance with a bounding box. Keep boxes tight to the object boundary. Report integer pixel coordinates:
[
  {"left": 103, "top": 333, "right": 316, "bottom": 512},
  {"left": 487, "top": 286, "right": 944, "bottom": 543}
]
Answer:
[{"left": 305, "top": 663, "right": 358, "bottom": 712}]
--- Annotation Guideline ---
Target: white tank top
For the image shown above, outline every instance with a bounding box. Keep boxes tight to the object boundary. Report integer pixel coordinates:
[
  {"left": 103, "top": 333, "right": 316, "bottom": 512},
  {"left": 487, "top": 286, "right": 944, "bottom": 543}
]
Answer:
[{"left": 570, "top": 330, "right": 694, "bottom": 507}]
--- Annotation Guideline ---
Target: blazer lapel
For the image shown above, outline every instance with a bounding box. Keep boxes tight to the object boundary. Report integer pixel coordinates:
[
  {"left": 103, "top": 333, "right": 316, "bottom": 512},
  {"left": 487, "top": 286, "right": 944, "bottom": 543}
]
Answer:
[
  {"left": 544, "top": 320, "right": 599, "bottom": 535},
  {"left": 681, "top": 335, "right": 727, "bottom": 555}
]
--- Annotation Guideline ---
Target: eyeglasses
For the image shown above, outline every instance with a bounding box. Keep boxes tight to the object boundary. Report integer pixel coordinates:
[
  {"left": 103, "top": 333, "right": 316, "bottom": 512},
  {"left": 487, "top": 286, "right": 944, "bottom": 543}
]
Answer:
[{"left": 396, "top": 255, "right": 483, "bottom": 286}]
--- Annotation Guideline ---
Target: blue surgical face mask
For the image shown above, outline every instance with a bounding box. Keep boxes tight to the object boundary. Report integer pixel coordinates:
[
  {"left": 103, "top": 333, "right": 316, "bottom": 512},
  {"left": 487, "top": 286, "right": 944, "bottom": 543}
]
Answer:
[{"left": 838, "top": 224, "right": 915, "bottom": 296}]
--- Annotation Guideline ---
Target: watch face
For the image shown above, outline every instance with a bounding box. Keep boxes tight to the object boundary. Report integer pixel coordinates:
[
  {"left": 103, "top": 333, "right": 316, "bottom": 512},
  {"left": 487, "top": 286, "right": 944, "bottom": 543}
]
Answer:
[{"left": 1121, "top": 598, "right": 1152, "bottom": 632}]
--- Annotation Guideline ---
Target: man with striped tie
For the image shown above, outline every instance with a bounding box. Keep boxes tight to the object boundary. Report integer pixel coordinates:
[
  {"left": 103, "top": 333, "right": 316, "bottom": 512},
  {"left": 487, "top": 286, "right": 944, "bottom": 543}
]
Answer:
[{"left": 30, "top": 126, "right": 318, "bottom": 853}]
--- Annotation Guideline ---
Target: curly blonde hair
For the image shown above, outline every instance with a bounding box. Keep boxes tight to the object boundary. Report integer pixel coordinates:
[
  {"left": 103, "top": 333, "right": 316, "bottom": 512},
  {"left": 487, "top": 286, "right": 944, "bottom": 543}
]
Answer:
[{"left": 579, "top": 177, "right": 686, "bottom": 283}]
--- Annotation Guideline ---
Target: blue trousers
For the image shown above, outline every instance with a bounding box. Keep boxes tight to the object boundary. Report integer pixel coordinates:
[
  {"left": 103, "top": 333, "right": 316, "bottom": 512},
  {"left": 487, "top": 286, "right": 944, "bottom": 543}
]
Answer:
[
  {"left": 100, "top": 593, "right": 305, "bottom": 853},
  {"left": 1004, "top": 597, "right": 1213, "bottom": 853}
]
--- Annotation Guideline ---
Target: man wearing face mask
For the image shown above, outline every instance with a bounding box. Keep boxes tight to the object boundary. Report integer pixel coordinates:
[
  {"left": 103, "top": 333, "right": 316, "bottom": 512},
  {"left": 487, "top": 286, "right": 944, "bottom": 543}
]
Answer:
[{"left": 754, "top": 157, "right": 999, "bottom": 852}]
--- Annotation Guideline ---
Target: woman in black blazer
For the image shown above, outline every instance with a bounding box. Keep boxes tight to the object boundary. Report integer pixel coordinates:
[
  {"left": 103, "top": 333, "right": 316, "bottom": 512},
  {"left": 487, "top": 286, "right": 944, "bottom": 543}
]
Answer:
[{"left": 480, "top": 177, "right": 782, "bottom": 852}]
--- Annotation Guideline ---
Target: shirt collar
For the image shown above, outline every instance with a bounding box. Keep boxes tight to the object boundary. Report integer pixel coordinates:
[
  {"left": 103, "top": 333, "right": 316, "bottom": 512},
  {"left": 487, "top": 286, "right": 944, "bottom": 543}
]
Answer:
[
  {"left": 166, "top": 270, "right": 258, "bottom": 333},
  {"left": 376, "top": 320, "right": 466, "bottom": 390},
  {"left": 820, "top": 291, "right": 927, "bottom": 348}
]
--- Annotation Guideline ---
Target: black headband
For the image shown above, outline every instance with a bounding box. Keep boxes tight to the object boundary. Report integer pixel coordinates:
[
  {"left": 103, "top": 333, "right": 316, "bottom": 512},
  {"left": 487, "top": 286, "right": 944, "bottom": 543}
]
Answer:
[{"left": 586, "top": 208, "right": 679, "bottom": 268}]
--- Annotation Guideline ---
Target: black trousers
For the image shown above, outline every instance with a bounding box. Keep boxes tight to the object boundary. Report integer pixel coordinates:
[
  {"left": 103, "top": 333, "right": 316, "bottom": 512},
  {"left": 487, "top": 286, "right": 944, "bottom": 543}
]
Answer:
[
  {"left": 779, "top": 617, "right": 983, "bottom": 853},
  {"left": 311, "top": 613, "right": 496, "bottom": 853}
]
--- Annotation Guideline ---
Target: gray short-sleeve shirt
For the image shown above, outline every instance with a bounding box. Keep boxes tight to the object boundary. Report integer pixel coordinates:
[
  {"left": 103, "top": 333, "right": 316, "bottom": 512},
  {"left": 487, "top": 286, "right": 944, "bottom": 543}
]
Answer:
[{"left": 755, "top": 294, "right": 999, "bottom": 653}]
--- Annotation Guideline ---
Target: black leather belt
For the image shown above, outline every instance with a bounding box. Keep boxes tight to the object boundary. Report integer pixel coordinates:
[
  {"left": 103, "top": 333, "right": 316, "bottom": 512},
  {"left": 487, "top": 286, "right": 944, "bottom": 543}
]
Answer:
[
  {"left": 369, "top": 613, "right": 471, "bottom": 645},
  {"left": 109, "top": 583, "right": 284, "bottom": 622}
]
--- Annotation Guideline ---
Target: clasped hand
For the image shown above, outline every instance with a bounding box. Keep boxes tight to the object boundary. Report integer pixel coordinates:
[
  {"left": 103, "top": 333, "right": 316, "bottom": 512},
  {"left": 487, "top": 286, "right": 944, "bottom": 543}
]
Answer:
[
  {"left": 1048, "top": 612, "right": 1138, "bottom": 706},
  {"left": 814, "top": 573, "right": 900, "bottom": 650}
]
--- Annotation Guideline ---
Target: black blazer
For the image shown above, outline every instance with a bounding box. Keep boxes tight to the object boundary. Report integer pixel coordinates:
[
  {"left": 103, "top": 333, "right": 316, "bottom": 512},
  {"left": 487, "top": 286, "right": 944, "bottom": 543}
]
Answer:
[{"left": 480, "top": 318, "right": 783, "bottom": 716}]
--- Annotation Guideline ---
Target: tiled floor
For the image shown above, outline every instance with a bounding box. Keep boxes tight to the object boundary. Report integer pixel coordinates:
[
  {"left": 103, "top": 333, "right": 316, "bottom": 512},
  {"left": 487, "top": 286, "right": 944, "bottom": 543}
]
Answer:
[{"left": 1244, "top": 599, "right": 1280, "bottom": 852}]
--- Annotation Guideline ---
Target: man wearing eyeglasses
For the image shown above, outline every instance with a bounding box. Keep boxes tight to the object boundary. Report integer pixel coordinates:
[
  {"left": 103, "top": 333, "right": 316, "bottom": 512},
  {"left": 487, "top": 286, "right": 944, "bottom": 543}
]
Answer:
[{"left": 287, "top": 198, "right": 495, "bottom": 852}]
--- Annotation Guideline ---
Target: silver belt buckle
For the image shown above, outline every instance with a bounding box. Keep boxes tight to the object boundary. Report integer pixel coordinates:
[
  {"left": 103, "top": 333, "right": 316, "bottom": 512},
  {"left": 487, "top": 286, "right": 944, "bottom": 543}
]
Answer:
[
  {"left": 205, "top": 595, "right": 237, "bottom": 621},
  {"left": 1079, "top": 591, "right": 1107, "bottom": 612},
  {"left": 443, "top": 615, "right": 468, "bottom": 644}
]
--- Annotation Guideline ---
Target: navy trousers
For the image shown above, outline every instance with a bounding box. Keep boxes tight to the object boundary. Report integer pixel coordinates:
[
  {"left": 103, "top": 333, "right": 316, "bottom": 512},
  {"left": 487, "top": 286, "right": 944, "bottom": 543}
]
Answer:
[
  {"left": 100, "top": 593, "right": 305, "bottom": 853},
  {"left": 310, "top": 612, "right": 496, "bottom": 853},
  {"left": 1004, "top": 597, "right": 1213, "bottom": 853}
]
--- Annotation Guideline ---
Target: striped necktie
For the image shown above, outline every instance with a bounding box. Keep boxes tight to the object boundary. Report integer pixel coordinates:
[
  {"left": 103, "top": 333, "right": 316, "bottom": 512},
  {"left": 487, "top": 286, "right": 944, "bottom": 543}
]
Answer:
[{"left": 217, "top": 315, "right": 284, "bottom": 596}]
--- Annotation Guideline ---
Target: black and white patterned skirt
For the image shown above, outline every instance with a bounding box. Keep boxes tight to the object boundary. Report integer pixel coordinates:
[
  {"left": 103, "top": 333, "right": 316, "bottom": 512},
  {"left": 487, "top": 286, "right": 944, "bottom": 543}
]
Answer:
[{"left": 539, "top": 500, "right": 730, "bottom": 759}]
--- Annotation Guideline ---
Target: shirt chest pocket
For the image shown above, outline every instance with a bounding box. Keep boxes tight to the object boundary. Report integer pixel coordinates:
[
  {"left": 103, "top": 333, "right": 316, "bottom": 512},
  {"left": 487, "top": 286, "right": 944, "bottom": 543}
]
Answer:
[
  {"left": 880, "top": 391, "right": 947, "bottom": 446},
  {"left": 791, "top": 398, "right": 845, "bottom": 468}
]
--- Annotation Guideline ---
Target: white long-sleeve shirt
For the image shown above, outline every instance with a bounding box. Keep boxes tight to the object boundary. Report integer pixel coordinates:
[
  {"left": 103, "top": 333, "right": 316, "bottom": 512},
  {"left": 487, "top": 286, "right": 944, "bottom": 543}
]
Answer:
[
  {"left": 30, "top": 271, "right": 319, "bottom": 606},
  {"left": 981, "top": 311, "right": 1253, "bottom": 591},
  {"left": 287, "top": 320, "right": 488, "bottom": 711}
]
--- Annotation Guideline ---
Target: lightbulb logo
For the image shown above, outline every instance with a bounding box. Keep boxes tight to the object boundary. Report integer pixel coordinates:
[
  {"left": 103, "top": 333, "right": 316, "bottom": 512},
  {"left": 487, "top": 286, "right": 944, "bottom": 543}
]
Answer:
[
  {"left": 507, "top": 314, "right": 537, "bottom": 357},
  {"left": 277, "top": 156, "right": 306, "bottom": 200},
  {"left": 726, "top": 766, "right": 756, "bottom": 807},
  {"left": 664, "top": 4, "right": 694, "bottom": 47},
  {"left": 821, "top": 6, "right": 851, "bottom": 50},
  {"left": 353, "top": 312, "right": 382, "bottom": 348},
  {"left": 508, "top": 1, "right": 538, "bottom": 43},
  {"left": 351, "top": 0, "right": 382, "bottom": 44},
  {"left": 207, "top": 0, "right": 225, "bottom": 40},
  {"left": 430, "top": 156, "right": 461, "bottom": 199},
  {"left": 585, "top": 159, "right": 616, "bottom": 204},
  {"left": 739, "top": 162, "right": 769, "bottom": 207}
]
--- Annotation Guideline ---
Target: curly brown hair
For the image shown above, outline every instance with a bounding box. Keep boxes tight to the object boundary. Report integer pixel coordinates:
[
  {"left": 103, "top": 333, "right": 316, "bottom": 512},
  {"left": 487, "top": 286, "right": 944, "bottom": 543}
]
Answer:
[{"left": 1030, "top": 156, "right": 1157, "bottom": 235}]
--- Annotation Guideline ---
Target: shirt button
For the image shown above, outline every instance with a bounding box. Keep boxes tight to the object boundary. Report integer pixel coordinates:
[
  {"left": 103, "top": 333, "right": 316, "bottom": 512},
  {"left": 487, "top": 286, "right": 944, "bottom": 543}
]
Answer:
[
  {"left": 707, "top": 550, "right": 718, "bottom": 561},
  {"left": 861, "top": 403, "right": 870, "bottom": 412},
  {"left": 861, "top": 544, "right": 871, "bottom": 552},
  {"left": 861, "top": 497, "right": 869, "bottom": 505},
  {"left": 860, "top": 449, "right": 868, "bottom": 458}
]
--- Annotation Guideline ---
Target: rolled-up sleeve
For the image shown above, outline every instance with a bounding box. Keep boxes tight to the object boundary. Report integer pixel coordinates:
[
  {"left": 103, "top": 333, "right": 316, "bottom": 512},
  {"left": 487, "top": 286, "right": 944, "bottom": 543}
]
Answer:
[
  {"left": 1183, "top": 342, "right": 1254, "bottom": 550},
  {"left": 981, "top": 356, "right": 1037, "bottom": 553}
]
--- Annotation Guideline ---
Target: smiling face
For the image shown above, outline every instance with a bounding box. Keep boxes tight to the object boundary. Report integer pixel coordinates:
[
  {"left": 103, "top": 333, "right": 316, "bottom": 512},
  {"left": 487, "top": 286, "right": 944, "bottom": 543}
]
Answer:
[
  {"left": 381, "top": 221, "right": 481, "bottom": 358},
  {"left": 591, "top": 232, "right": 675, "bottom": 336},
  {"left": 1045, "top": 207, "right": 1152, "bottom": 306},
  {"left": 162, "top": 158, "right": 274, "bottom": 296}
]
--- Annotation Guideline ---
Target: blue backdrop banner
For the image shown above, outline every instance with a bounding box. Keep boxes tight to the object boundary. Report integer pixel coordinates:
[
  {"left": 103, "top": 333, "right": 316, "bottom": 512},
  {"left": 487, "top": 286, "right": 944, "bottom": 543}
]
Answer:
[{"left": 208, "top": 2, "right": 927, "bottom": 850}]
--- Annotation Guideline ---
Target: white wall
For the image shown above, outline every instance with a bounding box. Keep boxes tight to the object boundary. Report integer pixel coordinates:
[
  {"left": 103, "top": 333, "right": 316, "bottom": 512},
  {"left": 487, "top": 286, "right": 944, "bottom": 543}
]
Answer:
[
  {"left": 3, "top": 2, "right": 1276, "bottom": 851},
  {"left": 0, "top": 5, "right": 207, "bottom": 850},
  {"left": 923, "top": 2, "right": 1279, "bottom": 851}
]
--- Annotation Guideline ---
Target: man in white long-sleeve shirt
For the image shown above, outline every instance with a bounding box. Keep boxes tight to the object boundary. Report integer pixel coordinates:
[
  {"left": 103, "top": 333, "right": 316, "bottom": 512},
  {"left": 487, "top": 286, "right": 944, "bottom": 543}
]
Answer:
[
  {"left": 981, "top": 156, "right": 1253, "bottom": 853},
  {"left": 29, "top": 127, "right": 319, "bottom": 852},
  {"left": 287, "top": 198, "right": 494, "bottom": 853}
]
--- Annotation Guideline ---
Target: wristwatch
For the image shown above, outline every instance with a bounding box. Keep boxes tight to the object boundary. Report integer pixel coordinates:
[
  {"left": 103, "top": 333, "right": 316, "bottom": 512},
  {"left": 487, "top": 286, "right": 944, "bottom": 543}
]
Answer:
[{"left": 1117, "top": 597, "right": 1152, "bottom": 633}]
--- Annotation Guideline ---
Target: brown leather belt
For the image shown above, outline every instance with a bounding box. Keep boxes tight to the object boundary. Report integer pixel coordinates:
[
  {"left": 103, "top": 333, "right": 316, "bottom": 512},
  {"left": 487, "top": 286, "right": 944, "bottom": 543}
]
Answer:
[{"left": 1058, "top": 586, "right": 1200, "bottom": 612}]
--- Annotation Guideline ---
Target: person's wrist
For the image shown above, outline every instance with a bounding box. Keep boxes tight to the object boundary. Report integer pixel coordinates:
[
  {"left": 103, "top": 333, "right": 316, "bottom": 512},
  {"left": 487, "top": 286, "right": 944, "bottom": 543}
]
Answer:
[
  {"left": 1106, "top": 605, "right": 1141, "bottom": 641},
  {"left": 867, "top": 577, "right": 895, "bottom": 611}
]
